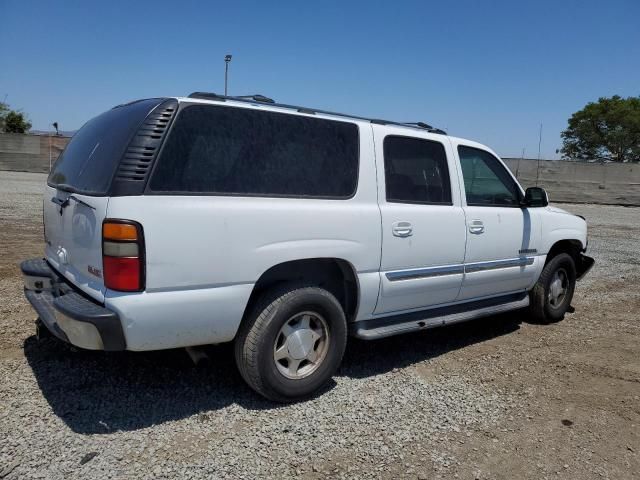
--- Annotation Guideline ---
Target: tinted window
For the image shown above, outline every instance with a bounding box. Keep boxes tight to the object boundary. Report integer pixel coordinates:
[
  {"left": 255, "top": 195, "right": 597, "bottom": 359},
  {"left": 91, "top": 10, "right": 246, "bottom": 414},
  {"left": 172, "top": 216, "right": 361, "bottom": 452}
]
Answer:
[
  {"left": 458, "top": 146, "right": 520, "bottom": 206},
  {"left": 384, "top": 136, "right": 452, "bottom": 204},
  {"left": 149, "top": 105, "right": 359, "bottom": 198},
  {"left": 48, "top": 98, "right": 163, "bottom": 194}
]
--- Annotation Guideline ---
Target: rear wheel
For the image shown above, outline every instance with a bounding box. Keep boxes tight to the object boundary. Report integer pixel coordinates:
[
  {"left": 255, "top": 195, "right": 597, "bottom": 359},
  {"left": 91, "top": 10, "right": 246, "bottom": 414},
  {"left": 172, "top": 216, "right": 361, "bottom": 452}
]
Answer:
[
  {"left": 529, "top": 253, "right": 577, "bottom": 324},
  {"left": 234, "top": 284, "right": 347, "bottom": 402}
]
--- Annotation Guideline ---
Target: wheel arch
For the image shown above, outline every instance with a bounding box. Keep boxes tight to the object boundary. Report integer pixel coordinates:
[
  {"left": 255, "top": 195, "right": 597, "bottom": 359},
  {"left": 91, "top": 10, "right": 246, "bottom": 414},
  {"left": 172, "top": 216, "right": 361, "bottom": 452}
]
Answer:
[
  {"left": 241, "top": 257, "right": 360, "bottom": 327},
  {"left": 544, "top": 239, "right": 583, "bottom": 265}
]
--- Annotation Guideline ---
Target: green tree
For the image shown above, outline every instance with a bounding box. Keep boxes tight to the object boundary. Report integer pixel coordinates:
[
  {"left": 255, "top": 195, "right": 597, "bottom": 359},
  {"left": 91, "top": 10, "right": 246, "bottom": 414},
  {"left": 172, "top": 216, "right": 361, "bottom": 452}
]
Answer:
[
  {"left": 0, "top": 102, "right": 9, "bottom": 131},
  {"left": 3, "top": 110, "right": 32, "bottom": 133},
  {"left": 561, "top": 95, "right": 640, "bottom": 163}
]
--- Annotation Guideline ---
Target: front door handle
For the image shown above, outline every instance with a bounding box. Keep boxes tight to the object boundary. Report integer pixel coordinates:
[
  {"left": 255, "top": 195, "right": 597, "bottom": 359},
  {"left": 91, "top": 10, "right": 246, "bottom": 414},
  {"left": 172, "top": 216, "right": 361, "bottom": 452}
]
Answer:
[
  {"left": 469, "top": 220, "right": 485, "bottom": 234},
  {"left": 392, "top": 221, "right": 413, "bottom": 237}
]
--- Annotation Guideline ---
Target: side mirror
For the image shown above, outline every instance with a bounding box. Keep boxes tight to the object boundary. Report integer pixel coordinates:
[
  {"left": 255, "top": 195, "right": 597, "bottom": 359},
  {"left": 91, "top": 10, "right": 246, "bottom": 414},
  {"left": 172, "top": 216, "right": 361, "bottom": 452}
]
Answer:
[{"left": 522, "top": 187, "right": 549, "bottom": 207}]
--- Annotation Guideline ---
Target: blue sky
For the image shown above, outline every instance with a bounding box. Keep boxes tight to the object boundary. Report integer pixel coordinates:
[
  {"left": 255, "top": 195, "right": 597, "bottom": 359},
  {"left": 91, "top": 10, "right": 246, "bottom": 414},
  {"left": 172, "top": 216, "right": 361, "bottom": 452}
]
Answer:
[{"left": 1, "top": 0, "right": 638, "bottom": 158}]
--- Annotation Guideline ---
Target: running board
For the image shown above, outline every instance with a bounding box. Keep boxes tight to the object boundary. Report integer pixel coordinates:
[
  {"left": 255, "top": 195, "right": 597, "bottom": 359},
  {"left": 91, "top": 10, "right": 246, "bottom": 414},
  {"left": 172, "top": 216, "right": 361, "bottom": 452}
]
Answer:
[{"left": 351, "top": 292, "right": 529, "bottom": 340}]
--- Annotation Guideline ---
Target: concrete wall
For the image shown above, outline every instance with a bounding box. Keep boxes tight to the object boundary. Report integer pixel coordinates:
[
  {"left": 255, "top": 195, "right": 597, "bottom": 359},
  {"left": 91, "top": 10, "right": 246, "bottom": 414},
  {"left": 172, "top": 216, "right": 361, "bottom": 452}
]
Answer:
[
  {"left": 0, "top": 133, "right": 70, "bottom": 173},
  {"left": 503, "top": 158, "right": 640, "bottom": 206},
  {"left": 0, "top": 133, "right": 638, "bottom": 205}
]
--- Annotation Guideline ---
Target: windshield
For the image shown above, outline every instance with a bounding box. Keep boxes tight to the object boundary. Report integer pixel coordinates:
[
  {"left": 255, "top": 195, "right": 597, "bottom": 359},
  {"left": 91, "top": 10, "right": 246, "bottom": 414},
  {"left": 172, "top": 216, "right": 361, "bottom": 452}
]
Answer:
[{"left": 48, "top": 98, "right": 164, "bottom": 195}]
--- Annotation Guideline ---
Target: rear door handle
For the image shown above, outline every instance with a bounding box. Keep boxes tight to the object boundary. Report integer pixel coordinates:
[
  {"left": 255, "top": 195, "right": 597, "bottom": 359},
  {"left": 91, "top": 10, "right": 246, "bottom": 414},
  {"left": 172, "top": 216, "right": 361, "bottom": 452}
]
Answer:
[
  {"left": 392, "top": 221, "right": 413, "bottom": 237},
  {"left": 468, "top": 220, "right": 485, "bottom": 234}
]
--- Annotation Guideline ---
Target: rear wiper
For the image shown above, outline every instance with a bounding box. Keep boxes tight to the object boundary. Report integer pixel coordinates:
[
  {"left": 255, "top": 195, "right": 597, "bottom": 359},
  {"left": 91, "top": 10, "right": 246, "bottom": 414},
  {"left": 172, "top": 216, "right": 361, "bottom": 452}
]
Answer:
[
  {"left": 50, "top": 195, "right": 95, "bottom": 212},
  {"left": 69, "top": 195, "right": 96, "bottom": 210},
  {"left": 51, "top": 196, "right": 70, "bottom": 208},
  {"left": 55, "top": 183, "right": 75, "bottom": 193}
]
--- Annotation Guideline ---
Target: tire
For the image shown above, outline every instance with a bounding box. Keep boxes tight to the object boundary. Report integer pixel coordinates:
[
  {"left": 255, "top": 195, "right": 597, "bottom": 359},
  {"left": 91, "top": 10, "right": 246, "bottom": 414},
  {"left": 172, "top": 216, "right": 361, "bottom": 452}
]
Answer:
[
  {"left": 234, "top": 283, "right": 347, "bottom": 402},
  {"left": 529, "top": 253, "right": 577, "bottom": 324}
]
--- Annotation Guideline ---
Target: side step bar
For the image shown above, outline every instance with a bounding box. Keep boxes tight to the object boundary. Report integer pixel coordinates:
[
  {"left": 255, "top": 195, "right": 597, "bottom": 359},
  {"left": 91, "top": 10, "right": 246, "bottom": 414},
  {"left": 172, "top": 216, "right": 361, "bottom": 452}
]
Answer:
[{"left": 351, "top": 292, "right": 529, "bottom": 340}]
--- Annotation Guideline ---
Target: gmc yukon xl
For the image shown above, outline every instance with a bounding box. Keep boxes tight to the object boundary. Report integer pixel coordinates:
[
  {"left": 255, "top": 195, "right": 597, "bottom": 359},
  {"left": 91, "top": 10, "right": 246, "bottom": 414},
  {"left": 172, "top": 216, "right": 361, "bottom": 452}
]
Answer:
[{"left": 22, "top": 93, "right": 594, "bottom": 401}]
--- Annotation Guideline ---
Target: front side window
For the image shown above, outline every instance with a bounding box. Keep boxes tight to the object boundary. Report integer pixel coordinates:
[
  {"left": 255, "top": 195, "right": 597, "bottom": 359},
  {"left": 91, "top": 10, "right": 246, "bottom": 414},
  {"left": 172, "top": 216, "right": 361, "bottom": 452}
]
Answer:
[
  {"left": 149, "top": 105, "right": 359, "bottom": 198},
  {"left": 458, "top": 146, "right": 521, "bottom": 207},
  {"left": 383, "top": 136, "right": 452, "bottom": 205}
]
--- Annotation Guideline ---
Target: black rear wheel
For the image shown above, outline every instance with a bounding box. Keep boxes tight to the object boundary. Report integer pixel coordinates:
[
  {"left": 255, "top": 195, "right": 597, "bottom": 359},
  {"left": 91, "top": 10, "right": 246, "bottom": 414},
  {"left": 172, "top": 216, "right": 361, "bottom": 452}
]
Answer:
[{"left": 234, "top": 283, "right": 347, "bottom": 402}]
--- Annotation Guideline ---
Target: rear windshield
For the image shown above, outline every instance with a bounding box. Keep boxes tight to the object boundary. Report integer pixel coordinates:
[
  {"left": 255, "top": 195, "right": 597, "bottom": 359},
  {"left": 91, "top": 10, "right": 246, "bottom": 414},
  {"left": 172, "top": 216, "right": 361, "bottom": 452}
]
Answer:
[
  {"left": 48, "top": 98, "right": 163, "bottom": 195},
  {"left": 149, "top": 104, "right": 359, "bottom": 198}
]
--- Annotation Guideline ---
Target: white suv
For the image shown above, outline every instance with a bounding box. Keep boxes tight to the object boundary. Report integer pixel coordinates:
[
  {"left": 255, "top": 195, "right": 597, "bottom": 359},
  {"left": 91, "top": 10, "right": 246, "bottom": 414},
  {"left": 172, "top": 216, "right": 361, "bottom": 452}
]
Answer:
[{"left": 22, "top": 93, "right": 594, "bottom": 401}]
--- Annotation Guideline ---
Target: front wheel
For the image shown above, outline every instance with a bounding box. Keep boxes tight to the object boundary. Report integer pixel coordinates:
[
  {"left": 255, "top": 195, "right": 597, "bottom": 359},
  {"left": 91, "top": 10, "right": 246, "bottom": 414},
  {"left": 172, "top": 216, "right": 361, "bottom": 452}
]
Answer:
[
  {"left": 529, "top": 253, "right": 577, "bottom": 324},
  {"left": 234, "top": 284, "right": 347, "bottom": 402}
]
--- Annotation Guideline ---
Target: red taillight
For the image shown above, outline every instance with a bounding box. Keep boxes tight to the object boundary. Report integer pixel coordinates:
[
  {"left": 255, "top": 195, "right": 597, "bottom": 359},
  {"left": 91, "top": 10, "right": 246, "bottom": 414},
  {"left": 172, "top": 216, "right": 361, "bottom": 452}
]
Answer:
[
  {"left": 103, "top": 220, "right": 144, "bottom": 292},
  {"left": 103, "top": 257, "right": 141, "bottom": 291}
]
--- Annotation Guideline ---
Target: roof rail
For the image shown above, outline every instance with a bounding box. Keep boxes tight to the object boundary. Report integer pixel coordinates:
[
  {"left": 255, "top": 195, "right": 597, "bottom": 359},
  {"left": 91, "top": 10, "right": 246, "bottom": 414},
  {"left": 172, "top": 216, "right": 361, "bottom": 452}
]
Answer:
[
  {"left": 186, "top": 92, "right": 447, "bottom": 135},
  {"left": 403, "top": 122, "right": 447, "bottom": 135},
  {"left": 233, "top": 94, "right": 275, "bottom": 103},
  {"left": 404, "top": 122, "right": 433, "bottom": 129},
  {"left": 188, "top": 92, "right": 226, "bottom": 101}
]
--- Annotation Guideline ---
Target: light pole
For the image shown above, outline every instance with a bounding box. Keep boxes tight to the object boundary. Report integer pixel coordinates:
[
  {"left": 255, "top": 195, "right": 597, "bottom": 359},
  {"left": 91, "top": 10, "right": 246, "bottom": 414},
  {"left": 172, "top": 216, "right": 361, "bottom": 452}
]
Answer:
[
  {"left": 224, "top": 54, "right": 232, "bottom": 96},
  {"left": 535, "top": 123, "right": 543, "bottom": 186},
  {"left": 49, "top": 122, "right": 59, "bottom": 171}
]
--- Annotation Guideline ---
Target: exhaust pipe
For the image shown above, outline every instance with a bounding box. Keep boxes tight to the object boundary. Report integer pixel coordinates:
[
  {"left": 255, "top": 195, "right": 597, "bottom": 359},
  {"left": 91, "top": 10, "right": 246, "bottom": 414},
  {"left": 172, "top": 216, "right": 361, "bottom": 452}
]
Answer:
[{"left": 185, "top": 346, "right": 210, "bottom": 366}]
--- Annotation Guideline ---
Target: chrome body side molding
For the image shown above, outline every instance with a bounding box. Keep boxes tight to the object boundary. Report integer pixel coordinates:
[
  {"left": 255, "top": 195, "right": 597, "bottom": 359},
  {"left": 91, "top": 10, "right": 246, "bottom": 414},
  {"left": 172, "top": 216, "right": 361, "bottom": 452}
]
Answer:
[
  {"left": 386, "top": 257, "right": 536, "bottom": 282},
  {"left": 464, "top": 257, "right": 535, "bottom": 273},
  {"left": 385, "top": 264, "right": 464, "bottom": 281}
]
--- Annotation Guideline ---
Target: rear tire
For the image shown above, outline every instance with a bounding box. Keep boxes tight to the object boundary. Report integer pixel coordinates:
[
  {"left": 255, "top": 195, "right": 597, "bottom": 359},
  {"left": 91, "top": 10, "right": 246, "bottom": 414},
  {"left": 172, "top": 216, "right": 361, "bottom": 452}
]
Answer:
[
  {"left": 234, "top": 283, "right": 347, "bottom": 402},
  {"left": 529, "top": 253, "right": 576, "bottom": 324}
]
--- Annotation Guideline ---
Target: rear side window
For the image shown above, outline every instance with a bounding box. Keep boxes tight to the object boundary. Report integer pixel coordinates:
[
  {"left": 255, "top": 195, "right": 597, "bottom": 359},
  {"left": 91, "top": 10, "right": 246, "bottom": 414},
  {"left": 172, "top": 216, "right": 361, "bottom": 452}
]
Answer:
[
  {"left": 48, "top": 99, "right": 163, "bottom": 195},
  {"left": 149, "top": 105, "right": 359, "bottom": 198},
  {"left": 458, "top": 146, "right": 521, "bottom": 207},
  {"left": 384, "top": 136, "right": 452, "bottom": 204}
]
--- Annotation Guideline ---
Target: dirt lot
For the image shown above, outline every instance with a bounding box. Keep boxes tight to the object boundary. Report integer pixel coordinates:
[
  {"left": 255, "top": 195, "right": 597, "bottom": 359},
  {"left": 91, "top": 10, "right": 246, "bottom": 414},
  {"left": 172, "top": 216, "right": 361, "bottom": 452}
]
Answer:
[{"left": 0, "top": 170, "right": 638, "bottom": 479}]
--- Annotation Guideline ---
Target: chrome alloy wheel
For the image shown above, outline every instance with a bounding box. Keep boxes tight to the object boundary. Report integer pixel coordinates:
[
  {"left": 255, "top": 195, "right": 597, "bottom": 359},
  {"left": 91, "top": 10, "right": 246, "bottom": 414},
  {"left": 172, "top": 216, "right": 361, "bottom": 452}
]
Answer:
[
  {"left": 273, "top": 311, "right": 329, "bottom": 379},
  {"left": 548, "top": 267, "right": 569, "bottom": 307}
]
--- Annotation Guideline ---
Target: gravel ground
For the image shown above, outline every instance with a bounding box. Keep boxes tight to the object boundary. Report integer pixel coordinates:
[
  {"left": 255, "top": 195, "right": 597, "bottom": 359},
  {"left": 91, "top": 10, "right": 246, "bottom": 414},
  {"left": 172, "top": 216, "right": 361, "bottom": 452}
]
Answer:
[{"left": 0, "top": 170, "right": 638, "bottom": 479}]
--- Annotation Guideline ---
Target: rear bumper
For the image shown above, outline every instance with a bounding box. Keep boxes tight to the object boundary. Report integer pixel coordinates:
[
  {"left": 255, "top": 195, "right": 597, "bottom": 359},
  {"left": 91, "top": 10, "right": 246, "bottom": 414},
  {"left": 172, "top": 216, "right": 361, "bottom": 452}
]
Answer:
[
  {"left": 576, "top": 254, "right": 595, "bottom": 281},
  {"left": 21, "top": 258, "right": 126, "bottom": 351}
]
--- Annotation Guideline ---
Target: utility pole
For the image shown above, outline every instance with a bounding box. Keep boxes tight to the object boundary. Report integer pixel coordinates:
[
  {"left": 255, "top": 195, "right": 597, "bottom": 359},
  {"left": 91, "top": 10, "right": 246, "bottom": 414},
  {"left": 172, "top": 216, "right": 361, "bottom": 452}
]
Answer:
[
  {"left": 516, "top": 147, "right": 525, "bottom": 179},
  {"left": 535, "top": 123, "right": 543, "bottom": 186},
  {"left": 224, "top": 54, "right": 232, "bottom": 96},
  {"left": 49, "top": 122, "right": 59, "bottom": 171}
]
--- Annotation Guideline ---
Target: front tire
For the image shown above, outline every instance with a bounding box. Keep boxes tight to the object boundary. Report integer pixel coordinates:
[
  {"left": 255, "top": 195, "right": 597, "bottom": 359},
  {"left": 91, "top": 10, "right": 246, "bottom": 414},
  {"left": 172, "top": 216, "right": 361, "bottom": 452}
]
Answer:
[
  {"left": 234, "top": 284, "right": 347, "bottom": 402},
  {"left": 529, "top": 253, "right": 577, "bottom": 324}
]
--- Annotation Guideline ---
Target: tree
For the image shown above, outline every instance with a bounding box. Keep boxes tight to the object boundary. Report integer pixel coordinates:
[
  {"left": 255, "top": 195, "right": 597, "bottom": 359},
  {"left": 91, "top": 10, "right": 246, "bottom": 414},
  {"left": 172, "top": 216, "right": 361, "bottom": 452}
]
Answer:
[
  {"left": 561, "top": 95, "right": 640, "bottom": 163},
  {"left": 0, "top": 102, "right": 32, "bottom": 134},
  {"left": 0, "top": 102, "right": 9, "bottom": 131},
  {"left": 3, "top": 110, "right": 32, "bottom": 134}
]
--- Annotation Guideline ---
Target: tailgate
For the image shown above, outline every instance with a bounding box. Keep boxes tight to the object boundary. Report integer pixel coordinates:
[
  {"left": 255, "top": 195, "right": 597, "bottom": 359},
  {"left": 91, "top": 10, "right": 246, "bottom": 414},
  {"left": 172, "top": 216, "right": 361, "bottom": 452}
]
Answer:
[{"left": 44, "top": 186, "right": 109, "bottom": 302}]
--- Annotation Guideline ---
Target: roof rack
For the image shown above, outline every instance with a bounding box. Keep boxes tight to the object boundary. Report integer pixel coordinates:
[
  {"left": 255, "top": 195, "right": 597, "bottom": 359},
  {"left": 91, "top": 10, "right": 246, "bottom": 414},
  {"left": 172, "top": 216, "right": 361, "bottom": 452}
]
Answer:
[
  {"left": 233, "top": 94, "right": 275, "bottom": 103},
  {"left": 404, "top": 122, "right": 447, "bottom": 135},
  {"left": 186, "top": 92, "right": 447, "bottom": 135}
]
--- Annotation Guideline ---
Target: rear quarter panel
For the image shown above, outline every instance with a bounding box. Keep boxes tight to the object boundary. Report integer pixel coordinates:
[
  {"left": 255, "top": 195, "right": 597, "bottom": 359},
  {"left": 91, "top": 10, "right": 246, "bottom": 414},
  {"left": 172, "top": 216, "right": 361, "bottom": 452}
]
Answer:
[{"left": 104, "top": 123, "right": 382, "bottom": 350}]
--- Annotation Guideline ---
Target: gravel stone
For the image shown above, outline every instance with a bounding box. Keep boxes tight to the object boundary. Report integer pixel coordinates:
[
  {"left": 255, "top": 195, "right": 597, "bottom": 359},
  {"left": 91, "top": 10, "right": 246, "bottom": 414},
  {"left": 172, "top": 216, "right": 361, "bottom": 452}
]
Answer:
[{"left": 1, "top": 171, "right": 638, "bottom": 479}]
